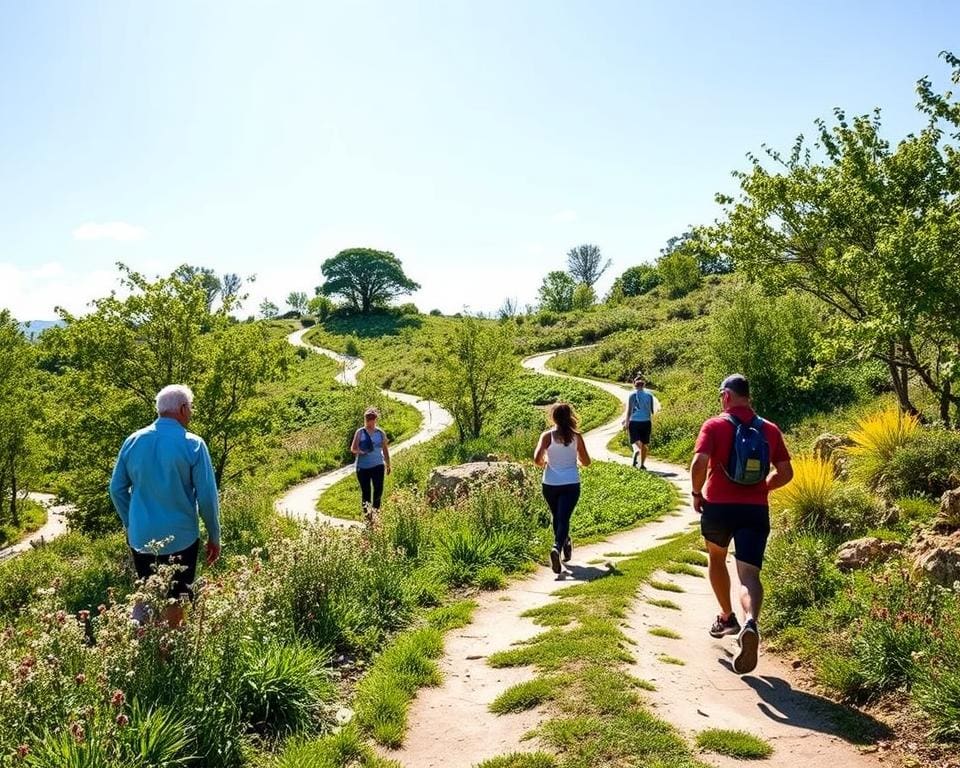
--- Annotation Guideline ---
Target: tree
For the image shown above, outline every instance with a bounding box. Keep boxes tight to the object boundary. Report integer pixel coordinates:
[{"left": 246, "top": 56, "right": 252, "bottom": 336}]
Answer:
[
  {"left": 429, "top": 317, "right": 518, "bottom": 440},
  {"left": 571, "top": 283, "right": 596, "bottom": 311},
  {"left": 287, "top": 292, "right": 308, "bottom": 315},
  {"left": 221, "top": 273, "right": 243, "bottom": 304},
  {"left": 307, "top": 295, "right": 334, "bottom": 320},
  {"left": 173, "top": 265, "right": 222, "bottom": 310},
  {"left": 656, "top": 250, "right": 701, "bottom": 298},
  {"left": 661, "top": 228, "right": 731, "bottom": 276},
  {"left": 618, "top": 265, "right": 661, "bottom": 297},
  {"left": 259, "top": 299, "right": 279, "bottom": 319},
  {"left": 566, "top": 244, "right": 611, "bottom": 288},
  {"left": 42, "top": 265, "right": 289, "bottom": 532},
  {"left": 318, "top": 248, "right": 420, "bottom": 314},
  {"left": 717, "top": 52, "right": 960, "bottom": 423},
  {"left": 538, "top": 271, "right": 576, "bottom": 312}
]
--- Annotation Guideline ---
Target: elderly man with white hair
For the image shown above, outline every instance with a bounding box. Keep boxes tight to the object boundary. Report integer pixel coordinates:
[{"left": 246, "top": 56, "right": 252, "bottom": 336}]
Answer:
[{"left": 110, "top": 384, "right": 221, "bottom": 627}]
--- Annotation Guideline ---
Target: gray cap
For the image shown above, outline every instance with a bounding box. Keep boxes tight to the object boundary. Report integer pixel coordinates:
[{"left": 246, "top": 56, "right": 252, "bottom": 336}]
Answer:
[{"left": 720, "top": 374, "right": 750, "bottom": 397}]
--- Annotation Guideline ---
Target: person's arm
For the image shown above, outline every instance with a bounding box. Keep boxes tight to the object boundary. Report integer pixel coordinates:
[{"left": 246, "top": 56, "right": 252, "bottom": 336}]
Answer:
[
  {"left": 689, "top": 453, "right": 709, "bottom": 513},
  {"left": 533, "top": 431, "right": 550, "bottom": 467},
  {"left": 350, "top": 429, "right": 362, "bottom": 456},
  {"left": 382, "top": 431, "right": 391, "bottom": 475},
  {"left": 576, "top": 434, "right": 591, "bottom": 467},
  {"left": 192, "top": 442, "right": 221, "bottom": 565},
  {"left": 622, "top": 394, "right": 632, "bottom": 430},
  {"left": 108, "top": 442, "right": 132, "bottom": 532},
  {"left": 767, "top": 460, "right": 793, "bottom": 492}
]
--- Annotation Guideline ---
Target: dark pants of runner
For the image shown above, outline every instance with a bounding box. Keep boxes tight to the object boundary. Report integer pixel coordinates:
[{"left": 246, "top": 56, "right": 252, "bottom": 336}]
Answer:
[
  {"left": 542, "top": 483, "right": 581, "bottom": 551},
  {"left": 131, "top": 538, "right": 200, "bottom": 600},
  {"left": 699, "top": 502, "right": 771, "bottom": 569},
  {"left": 356, "top": 464, "right": 386, "bottom": 516}
]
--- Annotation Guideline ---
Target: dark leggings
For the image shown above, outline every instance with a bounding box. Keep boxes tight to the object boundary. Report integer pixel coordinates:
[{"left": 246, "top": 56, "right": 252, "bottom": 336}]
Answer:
[
  {"left": 542, "top": 483, "right": 581, "bottom": 550},
  {"left": 356, "top": 464, "right": 385, "bottom": 517}
]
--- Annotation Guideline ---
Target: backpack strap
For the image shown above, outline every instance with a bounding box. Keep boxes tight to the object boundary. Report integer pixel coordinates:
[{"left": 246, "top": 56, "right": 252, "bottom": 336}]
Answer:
[{"left": 722, "top": 413, "right": 742, "bottom": 428}]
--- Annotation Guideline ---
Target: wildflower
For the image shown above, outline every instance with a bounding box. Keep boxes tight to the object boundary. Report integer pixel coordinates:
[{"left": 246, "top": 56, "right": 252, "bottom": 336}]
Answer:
[
  {"left": 98, "top": 604, "right": 107, "bottom": 614},
  {"left": 69, "top": 721, "right": 85, "bottom": 743},
  {"left": 77, "top": 610, "right": 90, "bottom": 622},
  {"left": 115, "top": 713, "right": 129, "bottom": 727},
  {"left": 110, "top": 689, "right": 126, "bottom": 708},
  {"left": 75, "top": 673, "right": 86, "bottom": 685},
  {"left": 16, "top": 744, "right": 29, "bottom": 759}
]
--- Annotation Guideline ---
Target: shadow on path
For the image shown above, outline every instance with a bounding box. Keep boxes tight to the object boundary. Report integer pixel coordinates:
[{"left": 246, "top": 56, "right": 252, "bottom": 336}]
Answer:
[
  {"left": 558, "top": 563, "right": 623, "bottom": 583},
  {"left": 715, "top": 660, "right": 893, "bottom": 745}
]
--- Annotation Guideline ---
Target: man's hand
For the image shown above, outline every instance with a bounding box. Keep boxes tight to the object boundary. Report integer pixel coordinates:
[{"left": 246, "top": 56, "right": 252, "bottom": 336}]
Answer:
[
  {"left": 691, "top": 492, "right": 703, "bottom": 514},
  {"left": 385, "top": 464, "right": 392, "bottom": 476},
  {"left": 205, "top": 541, "right": 221, "bottom": 566}
]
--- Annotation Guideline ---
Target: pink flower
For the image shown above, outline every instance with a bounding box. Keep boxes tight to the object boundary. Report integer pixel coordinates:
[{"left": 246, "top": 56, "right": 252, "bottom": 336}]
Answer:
[
  {"left": 77, "top": 610, "right": 90, "bottom": 622},
  {"left": 16, "top": 744, "right": 29, "bottom": 758},
  {"left": 115, "top": 714, "right": 129, "bottom": 727},
  {"left": 69, "top": 721, "right": 85, "bottom": 743},
  {"left": 110, "top": 689, "right": 125, "bottom": 708},
  {"left": 75, "top": 674, "right": 86, "bottom": 685}
]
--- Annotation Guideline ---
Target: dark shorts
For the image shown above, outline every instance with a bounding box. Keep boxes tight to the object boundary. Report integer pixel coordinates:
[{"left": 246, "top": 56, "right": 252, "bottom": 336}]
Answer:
[
  {"left": 700, "top": 502, "right": 770, "bottom": 569},
  {"left": 131, "top": 538, "right": 200, "bottom": 600},
  {"left": 629, "top": 420, "right": 652, "bottom": 445}
]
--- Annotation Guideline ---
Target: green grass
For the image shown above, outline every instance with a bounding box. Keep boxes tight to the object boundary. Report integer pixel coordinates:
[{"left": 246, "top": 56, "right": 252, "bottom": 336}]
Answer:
[
  {"left": 0, "top": 498, "right": 47, "bottom": 548},
  {"left": 676, "top": 550, "right": 708, "bottom": 567},
  {"left": 648, "top": 598, "right": 681, "bottom": 610},
  {"left": 648, "top": 627, "right": 681, "bottom": 639},
  {"left": 658, "top": 654, "right": 686, "bottom": 666},
  {"left": 475, "top": 753, "right": 559, "bottom": 768},
  {"left": 664, "top": 562, "right": 705, "bottom": 578},
  {"left": 274, "top": 724, "right": 400, "bottom": 768},
  {"left": 649, "top": 580, "right": 684, "bottom": 593},
  {"left": 489, "top": 676, "right": 565, "bottom": 714},
  {"left": 695, "top": 728, "right": 773, "bottom": 759}
]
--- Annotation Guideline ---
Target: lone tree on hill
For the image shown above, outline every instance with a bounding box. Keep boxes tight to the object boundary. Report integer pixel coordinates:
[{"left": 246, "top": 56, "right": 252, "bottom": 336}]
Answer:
[
  {"left": 318, "top": 248, "right": 420, "bottom": 314},
  {"left": 567, "top": 243, "right": 611, "bottom": 288},
  {"left": 287, "top": 291, "right": 308, "bottom": 315},
  {"left": 538, "top": 270, "right": 576, "bottom": 312}
]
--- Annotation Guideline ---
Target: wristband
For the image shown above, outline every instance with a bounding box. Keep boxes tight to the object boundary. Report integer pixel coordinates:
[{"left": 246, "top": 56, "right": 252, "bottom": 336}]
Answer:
[{"left": 691, "top": 491, "right": 702, "bottom": 498}]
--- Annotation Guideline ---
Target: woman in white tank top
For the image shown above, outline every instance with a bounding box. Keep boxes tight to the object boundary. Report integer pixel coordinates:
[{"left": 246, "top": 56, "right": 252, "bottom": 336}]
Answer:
[{"left": 534, "top": 402, "right": 591, "bottom": 574}]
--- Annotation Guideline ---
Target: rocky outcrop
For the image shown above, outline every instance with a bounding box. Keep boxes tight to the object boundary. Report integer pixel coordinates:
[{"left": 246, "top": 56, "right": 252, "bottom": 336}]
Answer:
[
  {"left": 426, "top": 461, "right": 528, "bottom": 507},
  {"left": 835, "top": 537, "right": 903, "bottom": 572},
  {"left": 935, "top": 487, "right": 960, "bottom": 532},
  {"left": 812, "top": 433, "right": 855, "bottom": 476},
  {"left": 910, "top": 529, "right": 960, "bottom": 588}
]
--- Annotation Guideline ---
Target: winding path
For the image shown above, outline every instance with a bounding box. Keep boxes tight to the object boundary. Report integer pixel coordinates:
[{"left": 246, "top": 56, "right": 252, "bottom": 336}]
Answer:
[
  {"left": 0, "top": 493, "right": 71, "bottom": 562},
  {"left": 385, "top": 350, "right": 883, "bottom": 768},
  {"left": 274, "top": 328, "right": 453, "bottom": 527}
]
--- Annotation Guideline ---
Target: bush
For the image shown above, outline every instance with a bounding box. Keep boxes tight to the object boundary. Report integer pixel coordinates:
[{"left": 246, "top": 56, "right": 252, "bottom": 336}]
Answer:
[
  {"left": 771, "top": 457, "right": 835, "bottom": 531},
  {"left": 848, "top": 407, "right": 920, "bottom": 491},
  {"left": 619, "top": 265, "right": 661, "bottom": 297},
  {"left": 657, "top": 250, "right": 701, "bottom": 298},
  {"left": 885, "top": 427, "right": 960, "bottom": 500},
  {"left": 914, "top": 603, "right": 960, "bottom": 740},
  {"left": 397, "top": 302, "right": 419, "bottom": 315},
  {"left": 764, "top": 532, "right": 842, "bottom": 631},
  {"left": 344, "top": 336, "right": 361, "bottom": 356}
]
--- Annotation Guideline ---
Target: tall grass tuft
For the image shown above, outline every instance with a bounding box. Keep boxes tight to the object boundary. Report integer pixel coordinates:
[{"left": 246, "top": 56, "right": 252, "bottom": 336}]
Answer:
[
  {"left": 847, "top": 407, "right": 919, "bottom": 491},
  {"left": 771, "top": 457, "right": 835, "bottom": 530}
]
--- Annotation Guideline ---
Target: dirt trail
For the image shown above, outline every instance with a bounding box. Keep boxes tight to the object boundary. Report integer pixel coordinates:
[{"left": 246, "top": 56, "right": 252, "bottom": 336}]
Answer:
[
  {"left": 0, "top": 493, "right": 71, "bottom": 561},
  {"left": 274, "top": 328, "right": 453, "bottom": 528},
  {"left": 388, "top": 350, "right": 882, "bottom": 768}
]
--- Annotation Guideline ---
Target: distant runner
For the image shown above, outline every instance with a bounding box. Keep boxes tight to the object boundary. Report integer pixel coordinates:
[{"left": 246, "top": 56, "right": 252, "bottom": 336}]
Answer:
[
  {"left": 534, "top": 402, "right": 591, "bottom": 574},
  {"left": 351, "top": 406, "right": 391, "bottom": 525},
  {"left": 622, "top": 376, "right": 656, "bottom": 469},
  {"left": 689, "top": 374, "right": 793, "bottom": 674}
]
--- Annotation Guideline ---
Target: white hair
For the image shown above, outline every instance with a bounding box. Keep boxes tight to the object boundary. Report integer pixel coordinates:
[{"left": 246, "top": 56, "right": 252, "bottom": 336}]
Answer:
[{"left": 156, "top": 384, "right": 194, "bottom": 415}]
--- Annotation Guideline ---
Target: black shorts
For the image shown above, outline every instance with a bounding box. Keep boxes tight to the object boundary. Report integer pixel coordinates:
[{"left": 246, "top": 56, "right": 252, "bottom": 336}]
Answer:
[
  {"left": 628, "top": 420, "right": 652, "bottom": 445},
  {"left": 700, "top": 503, "right": 770, "bottom": 569},
  {"left": 131, "top": 538, "right": 200, "bottom": 600}
]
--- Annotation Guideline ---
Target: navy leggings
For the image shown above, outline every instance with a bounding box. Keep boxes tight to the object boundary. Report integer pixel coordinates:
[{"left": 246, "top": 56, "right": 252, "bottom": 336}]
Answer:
[
  {"left": 542, "top": 483, "right": 581, "bottom": 550},
  {"left": 356, "top": 464, "right": 385, "bottom": 516}
]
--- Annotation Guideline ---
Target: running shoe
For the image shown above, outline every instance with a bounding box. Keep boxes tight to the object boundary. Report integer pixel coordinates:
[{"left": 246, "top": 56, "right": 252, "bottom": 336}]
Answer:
[
  {"left": 733, "top": 619, "right": 760, "bottom": 674},
  {"left": 709, "top": 613, "right": 741, "bottom": 638},
  {"left": 562, "top": 538, "right": 573, "bottom": 562},
  {"left": 549, "top": 547, "right": 562, "bottom": 574},
  {"left": 632, "top": 450, "right": 639, "bottom": 468}
]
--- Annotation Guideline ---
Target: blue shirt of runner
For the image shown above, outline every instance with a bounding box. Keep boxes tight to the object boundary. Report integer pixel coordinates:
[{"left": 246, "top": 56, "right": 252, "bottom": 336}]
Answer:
[
  {"left": 355, "top": 428, "right": 386, "bottom": 469},
  {"left": 109, "top": 417, "right": 221, "bottom": 554},
  {"left": 629, "top": 390, "right": 654, "bottom": 421}
]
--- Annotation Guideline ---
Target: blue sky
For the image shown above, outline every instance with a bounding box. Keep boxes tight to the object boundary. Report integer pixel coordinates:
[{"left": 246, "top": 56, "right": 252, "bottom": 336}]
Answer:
[{"left": 1, "top": 1, "right": 957, "bottom": 319}]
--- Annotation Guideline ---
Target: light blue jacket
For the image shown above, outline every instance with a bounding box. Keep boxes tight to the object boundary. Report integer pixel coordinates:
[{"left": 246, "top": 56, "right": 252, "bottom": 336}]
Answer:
[{"left": 109, "top": 417, "right": 221, "bottom": 554}]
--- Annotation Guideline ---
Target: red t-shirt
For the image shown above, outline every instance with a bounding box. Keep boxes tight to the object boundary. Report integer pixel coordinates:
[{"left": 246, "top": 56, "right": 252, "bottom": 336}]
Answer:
[{"left": 694, "top": 406, "right": 790, "bottom": 506}]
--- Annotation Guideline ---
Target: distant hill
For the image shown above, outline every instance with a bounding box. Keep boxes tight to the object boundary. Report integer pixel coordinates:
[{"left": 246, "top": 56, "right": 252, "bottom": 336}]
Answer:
[{"left": 19, "top": 320, "right": 64, "bottom": 340}]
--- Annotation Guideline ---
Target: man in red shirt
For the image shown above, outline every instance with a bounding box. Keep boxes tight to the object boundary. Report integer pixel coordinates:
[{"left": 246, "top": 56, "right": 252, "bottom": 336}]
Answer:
[{"left": 690, "top": 374, "right": 793, "bottom": 674}]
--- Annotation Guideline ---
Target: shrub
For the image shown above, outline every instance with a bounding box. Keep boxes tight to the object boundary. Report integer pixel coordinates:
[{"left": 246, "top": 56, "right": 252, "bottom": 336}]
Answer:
[
  {"left": 763, "top": 533, "right": 842, "bottom": 631},
  {"left": 666, "top": 299, "right": 696, "bottom": 320},
  {"left": 885, "top": 427, "right": 960, "bottom": 499},
  {"left": 476, "top": 564, "right": 507, "bottom": 590},
  {"left": 771, "top": 457, "right": 834, "bottom": 530},
  {"left": 397, "top": 302, "right": 420, "bottom": 315},
  {"left": 344, "top": 336, "right": 361, "bottom": 356},
  {"left": 695, "top": 728, "right": 773, "bottom": 759},
  {"left": 848, "top": 406, "right": 919, "bottom": 491},
  {"left": 657, "top": 250, "right": 701, "bottom": 298},
  {"left": 619, "top": 264, "right": 661, "bottom": 297},
  {"left": 914, "top": 603, "right": 960, "bottom": 740}
]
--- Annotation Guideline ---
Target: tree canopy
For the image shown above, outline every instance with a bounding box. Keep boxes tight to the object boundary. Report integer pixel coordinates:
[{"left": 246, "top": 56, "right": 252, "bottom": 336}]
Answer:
[
  {"left": 538, "top": 271, "right": 576, "bottom": 313},
  {"left": 318, "top": 248, "right": 420, "bottom": 314},
  {"left": 566, "top": 244, "right": 611, "bottom": 288}
]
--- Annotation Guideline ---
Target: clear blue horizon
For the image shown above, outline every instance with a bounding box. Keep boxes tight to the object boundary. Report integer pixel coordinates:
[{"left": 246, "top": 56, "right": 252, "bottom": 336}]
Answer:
[{"left": 1, "top": 1, "right": 957, "bottom": 319}]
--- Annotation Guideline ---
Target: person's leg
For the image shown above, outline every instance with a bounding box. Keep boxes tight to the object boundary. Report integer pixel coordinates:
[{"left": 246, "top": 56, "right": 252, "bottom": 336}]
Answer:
[
  {"left": 357, "top": 467, "right": 373, "bottom": 518},
  {"left": 737, "top": 560, "right": 763, "bottom": 622},
  {"left": 700, "top": 503, "right": 740, "bottom": 636},
  {"left": 162, "top": 539, "right": 199, "bottom": 629},
  {"left": 706, "top": 542, "right": 734, "bottom": 616},
  {"left": 639, "top": 421, "right": 651, "bottom": 468},
  {"left": 731, "top": 506, "right": 770, "bottom": 674},
  {"left": 370, "top": 464, "right": 385, "bottom": 510},
  {"left": 553, "top": 484, "right": 580, "bottom": 553},
  {"left": 542, "top": 484, "right": 563, "bottom": 573}
]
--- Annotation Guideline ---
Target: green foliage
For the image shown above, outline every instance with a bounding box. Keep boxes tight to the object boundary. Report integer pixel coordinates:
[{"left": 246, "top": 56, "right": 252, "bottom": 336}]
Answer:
[
  {"left": 763, "top": 533, "right": 842, "bottom": 631},
  {"left": 538, "top": 270, "right": 576, "bottom": 313},
  {"left": 656, "top": 249, "right": 701, "bottom": 298},
  {"left": 648, "top": 627, "right": 681, "bottom": 639},
  {"left": 572, "top": 463, "right": 676, "bottom": 540},
  {"left": 570, "top": 282, "right": 596, "bottom": 311},
  {"left": 0, "top": 498, "right": 45, "bottom": 548},
  {"left": 695, "top": 728, "right": 773, "bottom": 759},
  {"left": 287, "top": 291, "right": 308, "bottom": 315},
  {"left": 474, "top": 754, "right": 558, "bottom": 768},
  {"left": 489, "top": 677, "right": 562, "bottom": 713},
  {"left": 274, "top": 726, "right": 399, "bottom": 768},
  {"left": 885, "top": 427, "right": 960, "bottom": 500},
  {"left": 318, "top": 248, "right": 420, "bottom": 314},
  {"left": 307, "top": 294, "right": 335, "bottom": 320},
  {"left": 617, "top": 265, "right": 660, "bottom": 297}
]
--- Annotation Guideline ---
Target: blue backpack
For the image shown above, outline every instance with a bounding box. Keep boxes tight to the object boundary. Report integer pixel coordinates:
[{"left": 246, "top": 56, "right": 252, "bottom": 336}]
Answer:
[{"left": 722, "top": 414, "right": 770, "bottom": 485}]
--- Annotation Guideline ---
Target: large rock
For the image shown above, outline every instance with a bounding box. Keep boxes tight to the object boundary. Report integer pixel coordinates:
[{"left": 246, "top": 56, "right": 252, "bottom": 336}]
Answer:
[
  {"left": 426, "top": 461, "right": 528, "bottom": 507},
  {"left": 812, "top": 433, "right": 855, "bottom": 476},
  {"left": 835, "top": 537, "right": 903, "bottom": 572},
  {"left": 910, "top": 529, "right": 960, "bottom": 587},
  {"left": 935, "top": 487, "right": 960, "bottom": 532}
]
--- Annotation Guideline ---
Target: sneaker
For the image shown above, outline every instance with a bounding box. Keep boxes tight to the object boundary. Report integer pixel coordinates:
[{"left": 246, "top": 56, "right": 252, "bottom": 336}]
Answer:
[
  {"left": 562, "top": 538, "right": 573, "bottom": 562},
  {"left": 733, "top": 619, "right": 760, "bottom": 674},
  {"left": 549, "top": 547, "right": 562, "bottom": 574},
  {"left": 632, "top": 450, "right": 639, "bottom": 468},
  {"left": 709, "top": 613, "right": 741, "bottom": 638}
]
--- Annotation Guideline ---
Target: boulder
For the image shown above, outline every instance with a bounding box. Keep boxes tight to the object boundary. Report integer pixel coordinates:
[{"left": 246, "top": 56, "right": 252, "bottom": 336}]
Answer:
[
  {"left": 426, "top": 461, "right": 528, "bottom": 507},
  {"left": 812, "top": 433, "right": 855, "bottom": 476},
  {"left": 835, "top": 536, "right": 903, "bottom": 572},
  {"left": 935, "top": 487, "right": 960, "bottom": 532},
  {"left": 909, "top": 529, "right": 960, "bottom": 587}
]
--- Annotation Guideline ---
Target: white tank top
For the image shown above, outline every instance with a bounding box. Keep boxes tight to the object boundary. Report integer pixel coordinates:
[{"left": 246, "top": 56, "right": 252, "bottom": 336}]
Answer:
[{"left": 543, "top": 431, "right": 580, "bottom": 486}]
